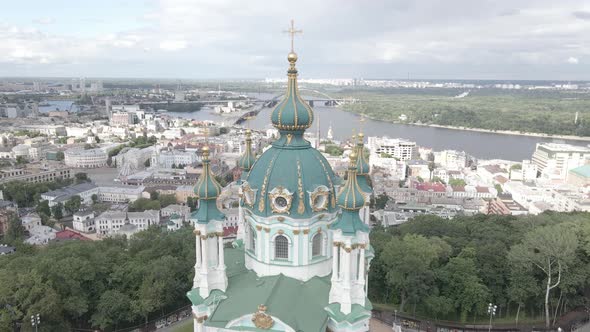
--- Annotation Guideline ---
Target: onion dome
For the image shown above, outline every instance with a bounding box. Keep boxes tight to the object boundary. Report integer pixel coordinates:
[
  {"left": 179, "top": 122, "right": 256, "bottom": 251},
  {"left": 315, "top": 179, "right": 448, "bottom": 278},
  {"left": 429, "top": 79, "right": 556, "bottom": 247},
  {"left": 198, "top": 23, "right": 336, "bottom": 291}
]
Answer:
[
  {"left": 245, "top": 51, "right": 338, "bottom": 218},
  {"left": 193, "top": 146, "right": 224, "bottom": 223},
  {"left": 270, "top": 52, "right": 314, "bottom": 132},
  {"left": 355, "top": 132, "right": 372, "bottom": 192},
  {"left": 332, "top": 152, "right": 370, "bottom": 235},
  {"left": 355, "top": 133, "right": 370, "bottom": 176},
  {"left": 194, "top": 146, "right": 222, "bottom": 199},
  {"left": 238, "top": 129, "right": 255, "bottom": 171}
]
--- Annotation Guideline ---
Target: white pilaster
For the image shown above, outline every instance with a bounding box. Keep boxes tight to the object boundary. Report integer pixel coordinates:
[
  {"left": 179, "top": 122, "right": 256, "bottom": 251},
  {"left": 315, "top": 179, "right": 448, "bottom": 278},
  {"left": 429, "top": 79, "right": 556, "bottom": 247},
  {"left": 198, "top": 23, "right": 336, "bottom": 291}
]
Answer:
[
  {"left": 256, "top": 227, "right": 262, "bottom": 260},
  {"left": 331, "top": 244, "right": 338, "bottom": 282},
  {"left": 218, "top": 234, "right": 225, "bottom": 268},
  {"left": 264, "top": 230, "right": 270, "bottom": 264},
  {"left": 358, "top": 248, "right": 365, "bottom": 283},
  {"left": 293, "top": 232, "right": 299, "bottom": 265},
  {"left": 302, "top": 231, "right": 310, "bottom": 263}
]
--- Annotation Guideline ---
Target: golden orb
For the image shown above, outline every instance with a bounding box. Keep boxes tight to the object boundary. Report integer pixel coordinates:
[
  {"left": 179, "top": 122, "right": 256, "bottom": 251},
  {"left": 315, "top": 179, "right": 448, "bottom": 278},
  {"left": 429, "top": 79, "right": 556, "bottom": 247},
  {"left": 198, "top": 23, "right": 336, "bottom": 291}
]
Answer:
[
  {"left": 287, "top": 52, "right": 298, "bottom": 63},
  {"left": 358, "top": 132, "right": 364, "bottom": 139},
  {"left": 349, "top": 151, "right": 358, "bottom": 161},
  {"left": 202, "top": 146, "right": 210, "bottom": 152}
]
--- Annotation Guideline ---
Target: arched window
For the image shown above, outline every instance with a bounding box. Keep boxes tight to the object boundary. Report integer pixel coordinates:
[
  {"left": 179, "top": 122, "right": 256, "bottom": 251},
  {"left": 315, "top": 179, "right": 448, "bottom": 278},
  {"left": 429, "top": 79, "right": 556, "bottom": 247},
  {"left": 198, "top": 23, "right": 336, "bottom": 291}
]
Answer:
[
  {"left": 312, "top": 233, "right": 322, "bottom": 257},
  {"left": 249, "top": 226, "right": 257, "bottom": 252},
  {"left": 274, "top": 235, "right": 289, "bottom": 260}
]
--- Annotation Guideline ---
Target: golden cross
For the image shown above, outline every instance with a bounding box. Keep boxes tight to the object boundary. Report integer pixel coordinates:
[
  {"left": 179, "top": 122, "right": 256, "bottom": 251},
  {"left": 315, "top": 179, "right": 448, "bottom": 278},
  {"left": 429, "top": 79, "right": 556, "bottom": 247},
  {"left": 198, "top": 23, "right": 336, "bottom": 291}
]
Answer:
[{"left": 283, "top": 19, "right": 302, "bottom": 52}]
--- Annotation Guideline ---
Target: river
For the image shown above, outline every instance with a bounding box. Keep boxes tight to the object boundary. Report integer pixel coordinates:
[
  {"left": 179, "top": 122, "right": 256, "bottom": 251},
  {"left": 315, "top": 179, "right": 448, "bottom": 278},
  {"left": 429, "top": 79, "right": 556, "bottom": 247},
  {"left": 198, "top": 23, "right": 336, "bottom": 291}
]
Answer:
[{"left": 164, "top": 93, "right": 590, "bottom": 161}]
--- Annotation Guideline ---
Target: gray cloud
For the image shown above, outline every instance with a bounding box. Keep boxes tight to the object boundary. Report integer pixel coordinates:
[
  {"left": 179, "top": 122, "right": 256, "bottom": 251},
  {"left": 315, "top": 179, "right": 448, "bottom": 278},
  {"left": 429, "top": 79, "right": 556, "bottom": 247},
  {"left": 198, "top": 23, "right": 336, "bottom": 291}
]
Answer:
[
  {"left": 1, "top": 0, "right": 589, "bottom": 79},
  {"left": 573, "top": 10, "right": 590, "bottom": 20}
]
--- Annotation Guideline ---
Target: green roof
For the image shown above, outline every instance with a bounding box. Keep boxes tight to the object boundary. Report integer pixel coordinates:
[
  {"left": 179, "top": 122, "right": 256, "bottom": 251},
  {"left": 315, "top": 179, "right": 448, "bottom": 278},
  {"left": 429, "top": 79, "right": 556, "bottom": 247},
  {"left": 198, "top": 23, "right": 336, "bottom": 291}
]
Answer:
[
  {"left": 356, "top": 175, "right": 371, "bottom": 193},
  {"left": 246, "top": 135, "right": 338, "bottom": 219},
  {"left": 194, "top": 153, "right": 222, "bottom": 199},
  {"left": 337, "top": 166, "right": 366, "bottom": 211},
  {"left": 325, "top": 302, "right": 372, "bottom": 324},
  {"left": 570, "top": 164, "right": 590, "bottom": 178},
  {"left": 355, "top": 141, "right": 370, "bottom": 176},
  {"left": 239, "top": 131, "right": 256, "bottom": 171},
  {"left": 192, "top": 200, "right": 225, "bottom": 224},
  {"left": 270, "top": 54, "right": 313, "bottom": 132},
  {"left": 203, "top": 248, "right": 332, "bottom": 332},
  {"left": 331, "top": 210, "right": 369, "bottom": 235}
]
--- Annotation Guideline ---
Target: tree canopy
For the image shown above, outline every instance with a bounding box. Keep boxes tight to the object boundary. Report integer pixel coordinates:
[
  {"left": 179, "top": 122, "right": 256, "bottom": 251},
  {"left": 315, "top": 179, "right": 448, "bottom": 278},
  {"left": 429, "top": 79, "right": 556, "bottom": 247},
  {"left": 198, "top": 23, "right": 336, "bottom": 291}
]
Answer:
[
  {"left": 370, "top": 212, "right": 590, "bottom": 324},
  {"left": 0, "top": 227, "right": 194, "bottom": 331}
]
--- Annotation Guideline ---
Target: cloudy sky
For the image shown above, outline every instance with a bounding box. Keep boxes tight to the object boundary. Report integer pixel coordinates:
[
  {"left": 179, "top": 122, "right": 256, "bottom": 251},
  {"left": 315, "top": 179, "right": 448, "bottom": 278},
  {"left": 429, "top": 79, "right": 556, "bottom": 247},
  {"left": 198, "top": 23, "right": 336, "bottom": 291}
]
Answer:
[{"left": 1, "top": 0, "right": 589, "bottom": 80}]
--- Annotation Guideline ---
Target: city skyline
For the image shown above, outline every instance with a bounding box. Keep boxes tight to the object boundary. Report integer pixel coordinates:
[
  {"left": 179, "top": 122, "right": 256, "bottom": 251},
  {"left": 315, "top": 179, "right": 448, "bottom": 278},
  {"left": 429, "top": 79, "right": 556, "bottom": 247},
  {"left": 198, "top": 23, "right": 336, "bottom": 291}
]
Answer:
[{"left": 1, "top": 0, "right": 589, "bottom": 80}]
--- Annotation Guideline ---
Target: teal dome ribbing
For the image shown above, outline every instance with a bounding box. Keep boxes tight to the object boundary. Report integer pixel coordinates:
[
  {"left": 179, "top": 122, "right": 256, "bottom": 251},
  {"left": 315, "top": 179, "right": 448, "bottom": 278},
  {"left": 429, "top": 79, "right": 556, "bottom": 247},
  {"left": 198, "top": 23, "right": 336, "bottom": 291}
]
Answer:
[
  {"left": 270, "top": 53, "right": 313, "bottom": 132},
  {"left": 194, "top": 147, "right": 222, "bottom": 200}
]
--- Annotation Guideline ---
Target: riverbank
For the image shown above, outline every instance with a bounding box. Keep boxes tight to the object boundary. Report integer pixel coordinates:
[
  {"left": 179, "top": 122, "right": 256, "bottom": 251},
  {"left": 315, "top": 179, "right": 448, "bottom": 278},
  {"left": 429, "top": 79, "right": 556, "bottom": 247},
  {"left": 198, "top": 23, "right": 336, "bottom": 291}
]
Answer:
[{"left": 354, "top": 112, "right": 590, "bottom": 143}]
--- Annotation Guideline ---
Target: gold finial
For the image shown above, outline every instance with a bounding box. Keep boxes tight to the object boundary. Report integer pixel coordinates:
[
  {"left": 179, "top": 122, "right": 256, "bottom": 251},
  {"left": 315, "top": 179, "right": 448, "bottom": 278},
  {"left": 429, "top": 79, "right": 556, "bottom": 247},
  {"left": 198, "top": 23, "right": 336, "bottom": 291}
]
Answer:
[
  {"left": 349, "top": 151, "right": 358, "bottom": 166},
  {"left": 202, "top": 145, "right": 210, "bottom": 158},
  {"left": 283, "top": 19, "right": 302, "bottom": 54}
]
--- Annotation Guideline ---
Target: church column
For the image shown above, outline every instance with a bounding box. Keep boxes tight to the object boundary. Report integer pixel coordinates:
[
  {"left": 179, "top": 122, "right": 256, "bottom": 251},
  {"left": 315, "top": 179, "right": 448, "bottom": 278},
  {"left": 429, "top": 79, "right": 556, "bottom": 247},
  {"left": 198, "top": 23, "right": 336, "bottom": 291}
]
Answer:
[
  {"left": 195, "top": 235, "right": 202, "bottom": 267},
  {"left": 331, "top": 243, "right": 339, "bottom": 281},
  {"left": 302, "top": 229, "right": 310, "bottom": 263},
  {"left": 256, "top": 226, "right": 262, "bottom": 260},
  {"left": 264, "top": 228, "right": 271, "bottom": 263},
  {"left": 201, "top": 236, "right": 208, "bottom": 270},
  {"left": 358, "top": 246, "right": 365, "bottom": 283},
  {"left": 293, "top": 231, "right": 299, "bottom": 266},
  {"left": 343, "top": 247, "right": 351, "bottom": 285},
  {"left": 217, "top": 233, "right": 225, "bottom": 268}
]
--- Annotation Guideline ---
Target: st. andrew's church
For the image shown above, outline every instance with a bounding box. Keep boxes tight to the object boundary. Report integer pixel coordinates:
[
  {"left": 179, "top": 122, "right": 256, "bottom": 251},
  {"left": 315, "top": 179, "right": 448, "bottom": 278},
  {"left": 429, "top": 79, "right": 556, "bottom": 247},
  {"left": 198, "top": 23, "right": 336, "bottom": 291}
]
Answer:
[{"left": 187, "top": 22, "right": 374, "bottom": 332}]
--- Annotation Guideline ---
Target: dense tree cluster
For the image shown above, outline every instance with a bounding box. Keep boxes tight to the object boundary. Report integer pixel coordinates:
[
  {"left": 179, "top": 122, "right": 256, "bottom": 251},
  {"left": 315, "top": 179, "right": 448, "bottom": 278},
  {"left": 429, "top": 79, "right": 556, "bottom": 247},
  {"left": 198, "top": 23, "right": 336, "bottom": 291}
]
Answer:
[
  {"left": 127, "top": 194, "right": 177, "bottom": 212},
  {"left": 0, "top": 227, "right": 195, "bottom": 331},
  {"left": 342, "top": 89, "right": 590, "bottom": 137},
  {"left": 369, "top": 213, "right": 590, "bottom": 326},
  {"left": 0, "top": 179, "right": 73, "bottom": 208}
]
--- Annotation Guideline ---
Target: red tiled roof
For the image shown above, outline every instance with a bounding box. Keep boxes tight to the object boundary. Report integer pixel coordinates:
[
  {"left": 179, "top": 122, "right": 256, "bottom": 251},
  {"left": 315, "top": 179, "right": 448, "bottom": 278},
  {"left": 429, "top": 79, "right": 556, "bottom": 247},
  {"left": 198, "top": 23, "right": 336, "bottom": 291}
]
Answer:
[
  {"left": 451, "top": 185, "right": 466, "bottom": 192},
  {"left": 55, "top": 230, "right": 91, "bottom": 241},
  {"left": 415, "top": 182, "right": 446, "bottom": 192},
  {"left": 476, "top": 186, "right": 490, "bottom": 193},
  {"left": 223, "top": 226, "right": 238, "bottom": 237},
  {"left": 494, "top": 175, "right": 509, "bottom": 184}
]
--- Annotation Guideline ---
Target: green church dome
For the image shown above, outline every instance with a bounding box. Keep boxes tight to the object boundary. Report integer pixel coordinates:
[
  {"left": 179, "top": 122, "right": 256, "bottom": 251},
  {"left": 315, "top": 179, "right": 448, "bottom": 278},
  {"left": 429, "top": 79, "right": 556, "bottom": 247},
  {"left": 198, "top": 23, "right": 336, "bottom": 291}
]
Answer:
[
  {"left": 270, "top": 52, "right": 314, "bottom": 132},
  {"left": 194, "top": 146, "right": 222, "bottom": 200},
  {"left": 355, "top": 133, "right": 370, "bottom": 176},
  {"left": 337, "top": 152, "right": 367, "bottom": 210},
  {"left": 238, "top": 129, "right": 255, "bottom": 171},
  {"left": 245, "top": 51, "right": 337, "bottom": 219},
  {"left": 332, "top": 152, "right": 370, "bottom": 235}
]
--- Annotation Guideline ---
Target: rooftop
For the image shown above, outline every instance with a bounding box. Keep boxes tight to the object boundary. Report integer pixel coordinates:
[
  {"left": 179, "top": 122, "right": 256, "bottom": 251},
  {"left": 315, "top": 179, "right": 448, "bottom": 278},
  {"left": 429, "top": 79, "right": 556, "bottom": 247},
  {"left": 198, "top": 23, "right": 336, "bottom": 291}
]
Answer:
[
  {"left": 570, "top": 165, "right": 590, "bottom": 179},
  {"left": 194, "top": 247, "right": 332, "bottom": 332}
]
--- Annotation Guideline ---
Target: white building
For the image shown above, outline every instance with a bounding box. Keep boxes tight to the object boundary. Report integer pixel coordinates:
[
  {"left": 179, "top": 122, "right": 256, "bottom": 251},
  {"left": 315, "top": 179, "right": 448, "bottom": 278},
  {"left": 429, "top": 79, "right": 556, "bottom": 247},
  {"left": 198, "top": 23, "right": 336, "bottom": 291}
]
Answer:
[
  {"left": 367, "top": 136, "right": 416, "bottom": 161},
  {"left": 64, "top": 147, "right": 108, "bottom": 168},
  {"left": 152, "top": 148, "right": 199, "bottom": 168},
  {"left": 434, "top": 150, "right": 467, "bottom": 170},
  {"left": 40, "top": 183, "right": 99, "bottom": 207},
  {"left": 532, "top": 143, "right": 590, "bottom": 181},
  {"left": 510, "top": 160, "right": 538, "bottom": 182},
  {"left": 73, "top": 210, "right": 95, "bottom": 233},
  {"left": 110, "top": 112, "right": 135, "bottom": 126},
  {"left": 21, "top": 125, "right": 66, "bottom": 136},
  {"left": 161, "top": 204, "right": 190, "bottom": 220},
  {"left": 96, "top": 210, "right": 160, "bottom": 236},
  {"left": 98, "top": 186, "right": 144, "bottom": 203}
]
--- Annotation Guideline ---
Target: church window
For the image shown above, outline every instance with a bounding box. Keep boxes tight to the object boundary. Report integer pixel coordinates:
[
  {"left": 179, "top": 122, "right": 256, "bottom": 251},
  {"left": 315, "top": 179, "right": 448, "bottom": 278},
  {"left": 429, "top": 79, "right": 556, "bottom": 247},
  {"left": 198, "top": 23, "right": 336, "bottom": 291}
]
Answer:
[
  {"left": 275, "top": 196, "right": 288, "bottom": 208},
  {"left": 275, "top": 235, "right": 289, "bottom": 259},
  {"left": 312, "top": 233, "right": 322, "bottom": 257},
  {"left": 250, "top": 226, "right": 257, "bottom": 252}
]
